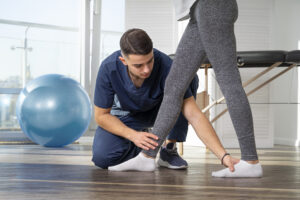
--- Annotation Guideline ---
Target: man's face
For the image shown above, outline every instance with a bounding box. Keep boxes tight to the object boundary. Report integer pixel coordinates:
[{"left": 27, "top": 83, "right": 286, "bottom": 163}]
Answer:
[{"left": 119, "top": 51, "right": 154, "bottom": 80}]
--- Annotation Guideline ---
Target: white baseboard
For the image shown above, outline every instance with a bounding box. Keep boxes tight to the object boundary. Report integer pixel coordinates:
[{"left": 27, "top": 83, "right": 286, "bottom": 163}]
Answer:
[{"left": 274, "top": 137, "right": 299, "bottom": 146}]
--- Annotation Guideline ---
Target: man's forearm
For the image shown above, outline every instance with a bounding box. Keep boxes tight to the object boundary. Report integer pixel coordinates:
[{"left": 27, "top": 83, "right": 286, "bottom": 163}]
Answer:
[{"left": 96, "top": 114, "right": 136, "bottom": 140}]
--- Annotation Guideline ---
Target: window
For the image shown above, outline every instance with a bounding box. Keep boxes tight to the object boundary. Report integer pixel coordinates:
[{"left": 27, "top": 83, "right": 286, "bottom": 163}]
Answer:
[
  {"left": 0, "top": 0, "right": 82, "bottom": 131},
  {"left": 99, "top": 0, "right": 125, "bottom": 62}
]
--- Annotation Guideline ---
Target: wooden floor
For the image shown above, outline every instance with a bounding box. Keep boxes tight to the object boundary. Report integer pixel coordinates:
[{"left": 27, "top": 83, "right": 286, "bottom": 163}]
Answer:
[{"left": 0, "top": 143, "right": 299, "bottom": 200}]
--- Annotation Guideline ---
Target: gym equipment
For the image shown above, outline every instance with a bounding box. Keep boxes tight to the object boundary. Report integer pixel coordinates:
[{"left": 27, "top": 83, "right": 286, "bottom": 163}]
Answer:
[{"left": 16, "top": 74, "right": 92, "bottom": 147}]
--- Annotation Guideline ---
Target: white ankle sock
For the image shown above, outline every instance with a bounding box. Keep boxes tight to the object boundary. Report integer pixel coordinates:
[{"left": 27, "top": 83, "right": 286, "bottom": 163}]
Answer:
[
  {"left": 212, "top": 160, "right": 263, "bottom": 178},
  {"left": 108, "top": 153, "right": 156, "bottom": 172}
]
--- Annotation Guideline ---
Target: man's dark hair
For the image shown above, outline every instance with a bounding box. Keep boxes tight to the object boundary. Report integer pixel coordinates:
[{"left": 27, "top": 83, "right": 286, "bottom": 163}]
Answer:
[{"left": 120, "top": 28, "right": 153, "bottom": 57}]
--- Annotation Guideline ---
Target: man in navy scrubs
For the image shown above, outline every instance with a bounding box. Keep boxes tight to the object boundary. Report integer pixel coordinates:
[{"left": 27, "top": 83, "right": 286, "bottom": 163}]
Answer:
[{"left": 92, "top": 28, "right": 198, "bottom": 169}]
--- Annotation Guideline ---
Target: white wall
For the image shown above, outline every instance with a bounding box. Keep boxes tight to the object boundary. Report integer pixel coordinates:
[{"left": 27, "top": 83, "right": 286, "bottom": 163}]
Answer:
[
  {"left": 125, "top": 0, "right": 176, "bottom": 55},
  {"left": 271, "top": 0, "right": 300, "bottom": 50},
  {"left": 269, "top": 0, "right": 300, "bottom": 146},
  {"left": 235, "top": 0, "right": 273, "bottom": 51}
]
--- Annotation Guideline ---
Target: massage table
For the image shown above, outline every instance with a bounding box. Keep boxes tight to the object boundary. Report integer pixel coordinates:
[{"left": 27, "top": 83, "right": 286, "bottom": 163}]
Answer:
[{"left": 170, "top": 50, "right": 300, "bottom": 154}]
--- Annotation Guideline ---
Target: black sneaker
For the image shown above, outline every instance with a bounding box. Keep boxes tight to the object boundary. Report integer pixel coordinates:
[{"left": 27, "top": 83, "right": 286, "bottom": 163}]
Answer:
[{"left": 157, "top": 143, "right": 188, "bottom": 169}]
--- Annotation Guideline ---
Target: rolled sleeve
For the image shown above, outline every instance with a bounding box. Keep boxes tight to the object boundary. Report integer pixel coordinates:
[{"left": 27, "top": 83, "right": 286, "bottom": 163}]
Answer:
[
  {"left": 183, "top": 75, "right": 199, "bottom": 99},
  {"left": 94, "top": 64, "right": 114, "bottom": 108}
]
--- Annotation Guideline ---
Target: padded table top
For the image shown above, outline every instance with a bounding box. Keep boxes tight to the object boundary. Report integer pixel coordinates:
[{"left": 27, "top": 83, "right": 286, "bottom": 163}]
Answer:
[{"left": 169, "top": 50, "right": 300, "bottom": 68}]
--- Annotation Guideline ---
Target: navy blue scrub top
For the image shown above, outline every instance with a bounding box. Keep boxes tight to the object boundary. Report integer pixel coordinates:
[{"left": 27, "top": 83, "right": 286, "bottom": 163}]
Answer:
[{"left": 94, "top": 48, "right": 193, "bottom": 116}]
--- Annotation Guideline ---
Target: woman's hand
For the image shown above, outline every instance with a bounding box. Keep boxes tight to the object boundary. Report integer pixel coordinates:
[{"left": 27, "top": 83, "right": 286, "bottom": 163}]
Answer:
[
  {"left": 222, "top": 155, "right": 240, "bottom": 172},
  {"left": 130, "top": 131, "right": 159, "bottom": 151}
]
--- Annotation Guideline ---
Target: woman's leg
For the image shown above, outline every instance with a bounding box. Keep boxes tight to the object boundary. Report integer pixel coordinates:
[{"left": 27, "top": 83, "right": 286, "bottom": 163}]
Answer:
[
  {"left": 166, "top": 75, "right": 199, "bottom": 142},
  {"left": 195, "top": 0, "right": 258, "bottom": 161},
  {"left": 143, "top": 18, "right": 207, "bottom": 157}
]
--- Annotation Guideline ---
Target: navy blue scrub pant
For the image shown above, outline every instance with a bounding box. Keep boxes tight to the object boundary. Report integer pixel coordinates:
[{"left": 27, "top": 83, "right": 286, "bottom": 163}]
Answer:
[{"left": 92, "top": 76, "right": 198, "bottom": 169}]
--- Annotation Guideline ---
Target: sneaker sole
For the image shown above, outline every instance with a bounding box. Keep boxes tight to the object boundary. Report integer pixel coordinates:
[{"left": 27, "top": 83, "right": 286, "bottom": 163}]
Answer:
[{"left": 157, "top": 158, "right": 188, "bottom": 170}]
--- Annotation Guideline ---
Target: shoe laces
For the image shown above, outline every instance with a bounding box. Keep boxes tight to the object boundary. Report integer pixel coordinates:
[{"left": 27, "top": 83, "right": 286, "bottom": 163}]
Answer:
[{"left": 166, "top": 147, "right": 180, "bottom": 156}]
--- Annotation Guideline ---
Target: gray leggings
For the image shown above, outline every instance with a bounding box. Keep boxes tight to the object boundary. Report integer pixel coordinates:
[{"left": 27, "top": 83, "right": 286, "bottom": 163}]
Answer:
[{"left": 143, "top": 0, "right": 258, "bottom": 161}]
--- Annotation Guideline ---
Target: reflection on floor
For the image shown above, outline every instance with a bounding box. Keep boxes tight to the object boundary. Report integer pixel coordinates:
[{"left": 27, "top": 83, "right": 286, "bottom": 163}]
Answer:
[{"left": 0, "top": 144, "right": 299, "bottom": 200}]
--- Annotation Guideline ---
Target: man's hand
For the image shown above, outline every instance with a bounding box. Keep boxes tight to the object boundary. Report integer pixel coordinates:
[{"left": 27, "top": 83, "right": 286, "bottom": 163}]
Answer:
[
  {"left": 130, "top": 131, "right": 159, "bottom": 151},
  {"left": 222, "top": 155, "right": 240, "bottom": 172}
]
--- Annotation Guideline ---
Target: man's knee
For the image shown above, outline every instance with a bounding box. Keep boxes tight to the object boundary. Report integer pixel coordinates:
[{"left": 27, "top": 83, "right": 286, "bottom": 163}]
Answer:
[
  {"left": 92, "top": 129, "right": 125, "bottom": 169},
  {"left": 92, "top": 138, "right": 124, "bottom": 169}
]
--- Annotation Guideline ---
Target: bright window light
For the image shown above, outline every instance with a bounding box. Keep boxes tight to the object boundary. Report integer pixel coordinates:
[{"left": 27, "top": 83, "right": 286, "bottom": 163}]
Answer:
[{"left": 1, "top": 95, "right": 10, "bottom": 106}]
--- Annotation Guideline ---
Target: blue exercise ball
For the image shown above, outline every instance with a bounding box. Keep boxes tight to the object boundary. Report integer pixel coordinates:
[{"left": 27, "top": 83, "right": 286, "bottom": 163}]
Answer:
[{"left": 16, "top": 74, "right": 92, "bottom": 147}]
